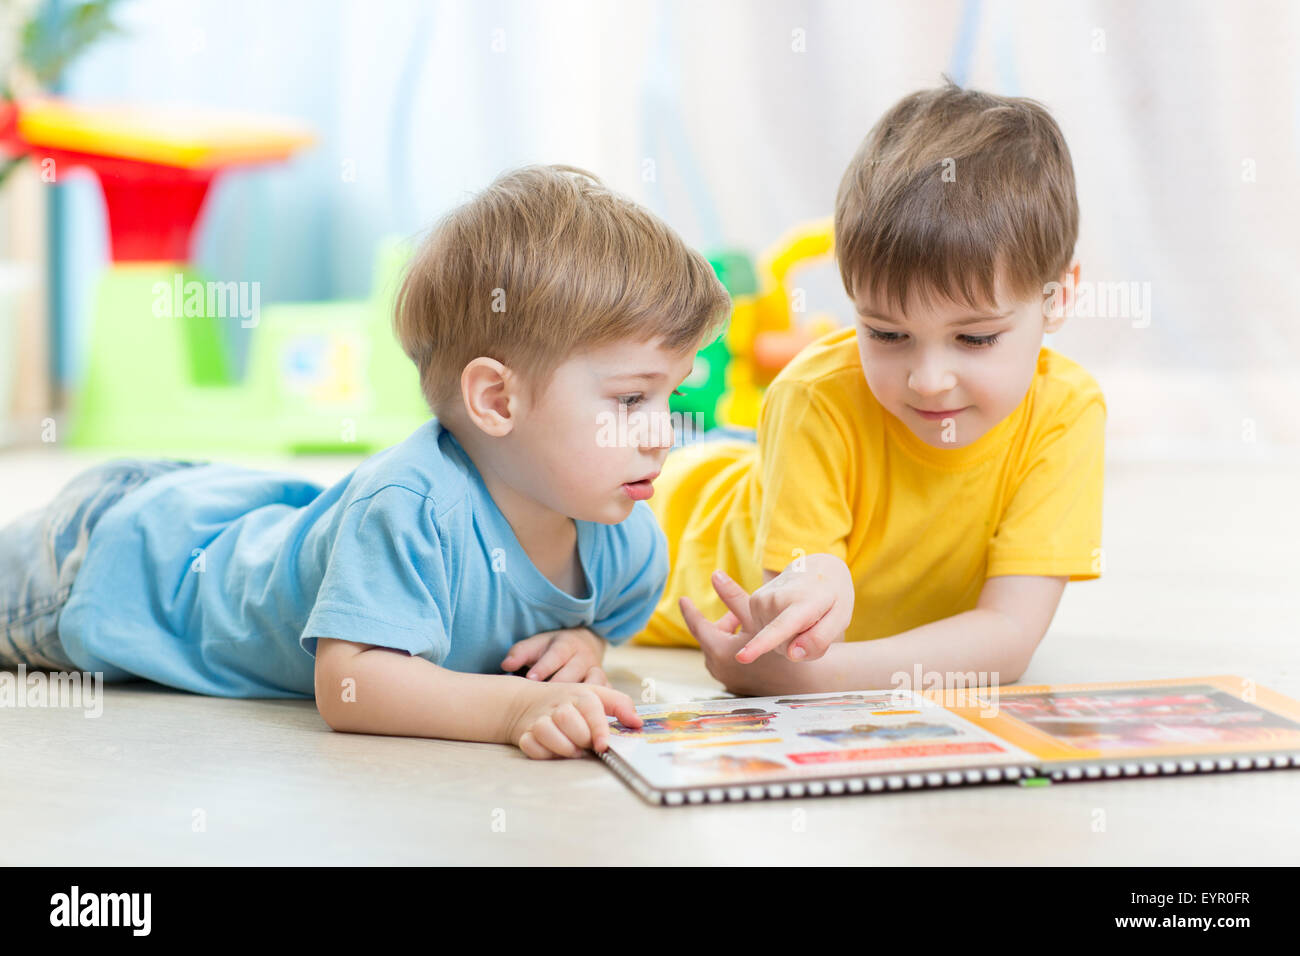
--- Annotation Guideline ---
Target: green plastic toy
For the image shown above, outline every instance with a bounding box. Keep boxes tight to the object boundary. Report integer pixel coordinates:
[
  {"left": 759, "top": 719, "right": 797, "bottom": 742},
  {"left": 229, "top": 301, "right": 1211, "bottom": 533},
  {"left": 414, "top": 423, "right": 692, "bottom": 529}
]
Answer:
[
  {"left": 69, "top": 239, "right": 429, "bottom": 455},
  {"left": 668, "top": 250, "right": 757, "bottom": 433}
]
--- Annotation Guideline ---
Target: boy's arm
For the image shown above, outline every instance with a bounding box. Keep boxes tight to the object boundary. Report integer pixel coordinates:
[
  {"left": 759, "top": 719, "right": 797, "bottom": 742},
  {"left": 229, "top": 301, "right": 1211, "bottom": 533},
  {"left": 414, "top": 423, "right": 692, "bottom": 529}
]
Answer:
[
  {"left": 314, "top": 637, "right": 526, "bottom": 742},
  {"left": 783, "top": 574, "right": 1068, "bottom": 692}
]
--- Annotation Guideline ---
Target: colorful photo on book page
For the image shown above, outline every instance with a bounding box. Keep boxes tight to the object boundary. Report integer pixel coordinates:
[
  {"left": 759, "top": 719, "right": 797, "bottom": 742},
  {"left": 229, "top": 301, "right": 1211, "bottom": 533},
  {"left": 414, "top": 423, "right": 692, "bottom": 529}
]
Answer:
[
  {"left": 605, "top": 689, "right": 1037, "bottom": 789},
  {"left": 945, "top": 675, "right": 1300, "bottom": 761}
]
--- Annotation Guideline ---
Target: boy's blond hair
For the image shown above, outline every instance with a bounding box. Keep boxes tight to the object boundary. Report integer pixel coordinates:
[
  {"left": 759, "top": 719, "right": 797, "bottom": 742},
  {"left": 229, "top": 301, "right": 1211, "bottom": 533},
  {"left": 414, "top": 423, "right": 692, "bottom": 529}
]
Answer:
[
  {"left": 835, "top": 78, "right": 1078, "bottom": 314},
  {"left": 394, "top": 164, "right": 731, "bottom": 414}
]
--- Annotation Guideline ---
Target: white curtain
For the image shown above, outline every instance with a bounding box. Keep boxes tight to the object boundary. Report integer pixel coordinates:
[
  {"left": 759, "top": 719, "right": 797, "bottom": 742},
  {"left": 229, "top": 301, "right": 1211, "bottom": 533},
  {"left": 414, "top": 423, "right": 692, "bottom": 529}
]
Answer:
[{"left": 59, "top": 0, "right": 1300, "bottom": 458}]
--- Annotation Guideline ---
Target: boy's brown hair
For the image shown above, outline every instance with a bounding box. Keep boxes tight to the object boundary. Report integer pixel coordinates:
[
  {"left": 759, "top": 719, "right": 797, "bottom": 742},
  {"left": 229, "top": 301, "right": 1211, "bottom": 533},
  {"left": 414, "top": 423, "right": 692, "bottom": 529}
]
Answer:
[
  {"left": 394, "top": 164, "right": 731, "bottom": 414},
  {"left": 835, "top": 77, "right": 1078, "bottom": 314}
]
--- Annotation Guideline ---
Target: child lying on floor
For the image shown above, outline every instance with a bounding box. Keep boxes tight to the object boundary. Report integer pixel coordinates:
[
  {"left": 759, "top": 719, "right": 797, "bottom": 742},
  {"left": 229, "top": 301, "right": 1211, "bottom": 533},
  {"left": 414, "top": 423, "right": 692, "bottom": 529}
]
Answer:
[
  {"left": 634, "top": 80, "right": 1106, "bottom": 698},
  {"left": 0, "top": 164, "right": 731, "bottom": 759}
]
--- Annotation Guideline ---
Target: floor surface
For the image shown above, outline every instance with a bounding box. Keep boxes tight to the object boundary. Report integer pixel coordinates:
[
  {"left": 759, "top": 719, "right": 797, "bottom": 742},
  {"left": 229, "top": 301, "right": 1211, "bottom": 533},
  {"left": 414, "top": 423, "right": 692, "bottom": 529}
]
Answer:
[{"left": 2, "top": 448, "right": 1297, "bottom": 864}]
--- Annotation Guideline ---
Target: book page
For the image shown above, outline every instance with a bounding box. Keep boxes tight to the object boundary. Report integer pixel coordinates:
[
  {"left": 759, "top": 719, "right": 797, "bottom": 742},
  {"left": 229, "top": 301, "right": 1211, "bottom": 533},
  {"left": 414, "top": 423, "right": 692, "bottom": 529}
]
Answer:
[
  {"left": 947, "top": 676, "right": 1300, "bottom": 763},
  {"left": 605, "top": 689, "right": 1037, "bottom": 792}
]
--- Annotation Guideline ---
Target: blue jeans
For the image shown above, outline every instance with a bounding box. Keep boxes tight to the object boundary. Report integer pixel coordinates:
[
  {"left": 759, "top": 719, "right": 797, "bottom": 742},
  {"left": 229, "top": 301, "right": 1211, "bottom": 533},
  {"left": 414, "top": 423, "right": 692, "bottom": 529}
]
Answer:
[{"left": 0, "top": 457, "right": 205, "bottom": 672}]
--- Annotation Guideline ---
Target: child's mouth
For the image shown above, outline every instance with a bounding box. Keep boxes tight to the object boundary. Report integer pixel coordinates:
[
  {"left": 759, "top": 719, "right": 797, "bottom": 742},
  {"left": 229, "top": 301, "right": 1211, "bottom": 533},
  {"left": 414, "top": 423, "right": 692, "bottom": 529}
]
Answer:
[
  {"left": 622, "top": 479, "right": 655, "bottom": 501},
  {"left": 911, "top": 405, "right": 969, "bottom": 421}
]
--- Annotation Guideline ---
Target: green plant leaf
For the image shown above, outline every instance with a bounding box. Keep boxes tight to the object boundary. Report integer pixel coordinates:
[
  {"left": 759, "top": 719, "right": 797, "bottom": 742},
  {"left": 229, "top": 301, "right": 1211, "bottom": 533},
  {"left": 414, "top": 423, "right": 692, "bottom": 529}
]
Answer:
[{"left": 20, "top": 0, "right": 126, "bottom": 88}]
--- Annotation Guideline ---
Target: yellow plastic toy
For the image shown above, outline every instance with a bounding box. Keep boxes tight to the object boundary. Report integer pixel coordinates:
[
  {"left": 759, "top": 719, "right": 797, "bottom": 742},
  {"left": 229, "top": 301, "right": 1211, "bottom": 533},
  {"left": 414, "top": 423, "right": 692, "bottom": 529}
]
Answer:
[{"left": 717, "top": 217, "right": 841, "bottom": 428}]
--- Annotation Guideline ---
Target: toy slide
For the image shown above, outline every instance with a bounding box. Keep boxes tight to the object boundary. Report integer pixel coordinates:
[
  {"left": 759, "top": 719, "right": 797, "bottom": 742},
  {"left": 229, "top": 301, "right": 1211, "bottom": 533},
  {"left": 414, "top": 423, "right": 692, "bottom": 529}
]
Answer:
[{"left": 0, "top": 99, "right": 428, "bottom": 454}]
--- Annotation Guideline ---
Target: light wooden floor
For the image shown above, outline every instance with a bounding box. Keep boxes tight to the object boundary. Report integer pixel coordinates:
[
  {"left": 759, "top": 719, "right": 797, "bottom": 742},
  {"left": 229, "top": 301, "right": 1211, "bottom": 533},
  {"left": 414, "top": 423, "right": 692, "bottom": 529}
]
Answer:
[{"left": 2, "top": 449, "right": 1298, "bottom": 865}]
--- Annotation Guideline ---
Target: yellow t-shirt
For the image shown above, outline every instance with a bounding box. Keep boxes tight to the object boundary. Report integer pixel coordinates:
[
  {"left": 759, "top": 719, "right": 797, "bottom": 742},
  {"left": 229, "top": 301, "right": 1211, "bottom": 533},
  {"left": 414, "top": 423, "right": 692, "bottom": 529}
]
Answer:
[{"left": 635, "top": 325, "right": 1106, "bottom": 647}]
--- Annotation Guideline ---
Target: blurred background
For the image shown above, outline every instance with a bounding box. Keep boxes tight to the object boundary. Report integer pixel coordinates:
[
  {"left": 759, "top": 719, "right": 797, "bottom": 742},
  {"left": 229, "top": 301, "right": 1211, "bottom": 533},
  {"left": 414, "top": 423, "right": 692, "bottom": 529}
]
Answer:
[
  {"left": 1, "top": 0, "right": 1298, "bottom": 467},
  {"left": 4, "top": 1, "right": 1298, "bottom": 868}
]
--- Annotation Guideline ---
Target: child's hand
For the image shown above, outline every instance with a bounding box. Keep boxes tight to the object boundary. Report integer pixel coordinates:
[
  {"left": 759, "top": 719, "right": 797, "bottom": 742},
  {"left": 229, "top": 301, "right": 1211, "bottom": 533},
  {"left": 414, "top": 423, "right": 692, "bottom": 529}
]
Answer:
[
  {"left": 709, "top": 555, "right": 854, "bottom": 664},
  {"left": 506, "top": 681, "right": 644, "bottom": 759},
  {"left": 678, "top": 594, "right": 807, "bottom": 697},
  {"left": 501, "top": 627, "right": 607, "bottom": 683}
]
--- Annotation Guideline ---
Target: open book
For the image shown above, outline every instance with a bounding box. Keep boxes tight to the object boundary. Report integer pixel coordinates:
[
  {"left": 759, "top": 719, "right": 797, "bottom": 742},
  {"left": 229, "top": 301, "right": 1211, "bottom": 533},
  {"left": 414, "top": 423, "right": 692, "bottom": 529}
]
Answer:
[{"left": 598, "top": 675, "right": 1300, "bottom": 806}]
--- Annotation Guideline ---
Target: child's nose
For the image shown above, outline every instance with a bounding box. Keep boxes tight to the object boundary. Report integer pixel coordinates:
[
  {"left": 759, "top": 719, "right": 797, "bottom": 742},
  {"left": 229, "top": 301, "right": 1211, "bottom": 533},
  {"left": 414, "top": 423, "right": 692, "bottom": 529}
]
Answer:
[
  {"left": 907, "top": 364, "right": 958, "bottom": 395},
  {"left": 627, "top": 408, "right": 676, "bottom": 450}
]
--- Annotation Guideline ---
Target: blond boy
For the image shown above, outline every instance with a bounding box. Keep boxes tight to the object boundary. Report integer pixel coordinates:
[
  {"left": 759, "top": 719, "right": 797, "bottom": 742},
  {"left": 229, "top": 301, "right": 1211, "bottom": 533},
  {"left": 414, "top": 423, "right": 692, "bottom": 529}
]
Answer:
[{"left": 1, "top": 165, "right": 729, "bottom": 758}]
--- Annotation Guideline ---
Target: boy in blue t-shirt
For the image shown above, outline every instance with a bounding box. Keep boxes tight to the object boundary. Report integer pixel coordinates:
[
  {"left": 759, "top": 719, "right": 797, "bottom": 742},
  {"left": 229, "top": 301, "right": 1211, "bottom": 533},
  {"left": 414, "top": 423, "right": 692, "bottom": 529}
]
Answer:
[{"left": 0, "top": 164, "right": 730, "bottom": 760}]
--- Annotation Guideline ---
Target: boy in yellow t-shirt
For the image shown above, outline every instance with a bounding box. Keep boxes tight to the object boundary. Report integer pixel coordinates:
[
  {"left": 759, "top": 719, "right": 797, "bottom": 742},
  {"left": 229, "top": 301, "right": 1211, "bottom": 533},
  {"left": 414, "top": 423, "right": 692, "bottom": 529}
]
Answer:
[{"left": 633, "top": 80, "right": 1105, "bottom": 696}]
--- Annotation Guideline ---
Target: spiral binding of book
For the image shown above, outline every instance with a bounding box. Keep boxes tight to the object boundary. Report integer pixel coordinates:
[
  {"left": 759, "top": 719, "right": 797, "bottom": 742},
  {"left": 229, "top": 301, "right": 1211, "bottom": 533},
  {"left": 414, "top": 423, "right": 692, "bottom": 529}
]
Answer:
[
  {"left": 599, "top": 749, "right": 1042, "bottom": 806},
  {"left": 1045, "top": 751, "right": 1298, "bottom": 783}
]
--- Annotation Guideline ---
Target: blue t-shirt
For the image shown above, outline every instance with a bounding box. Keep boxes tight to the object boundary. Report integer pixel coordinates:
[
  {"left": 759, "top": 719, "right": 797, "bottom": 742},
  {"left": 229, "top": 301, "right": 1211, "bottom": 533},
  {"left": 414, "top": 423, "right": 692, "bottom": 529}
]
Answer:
[{"left": 57, "top": 420, "right": 669, "bottom": 698}]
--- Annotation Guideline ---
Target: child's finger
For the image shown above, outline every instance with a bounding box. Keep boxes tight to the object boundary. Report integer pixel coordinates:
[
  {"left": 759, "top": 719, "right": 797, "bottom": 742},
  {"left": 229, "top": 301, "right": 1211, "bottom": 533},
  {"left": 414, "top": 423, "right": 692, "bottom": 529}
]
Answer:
[
  {"left": 591, "top": 685, "right": 643, "bottom": 730},
  {"left": 523, "top": 642, "right": 572, "bottom": 680},
  {"left": 533, "top": 714, "right": 582, "bottom": 758},
  {"left": 582, "top": 665, "right": 612, "bottom": 687},
  {"left": 713, "top": 611, "right": 741, "bottom": 634},
  {"left": 571, "top": 693, "right": 611, "bottom": 751},
  {"left": 683, "top": 599, "right": 752, "bottom": 684},
  {"left": 518, "top": 730, "right": 551, "bottom": 760},
  {"left": 500, "top": 633, "right": 550, "bottom": 671},
  {"left": 551, "top": 655, "right": 596, "bottom": 684},
  {"left": 737, "top": 603, "right": 820, "bottom": 663},
  {"left": 710, "top": 571, "right": 757, "bottom": 633},
  {"left": 786, "top": 614, "right": 841, "bottom": 661},
  {"left": 678, "top": 594, "right": 707, "bottom": 636},
  {"left": 551, "top": 702, "right": 595, "bottom": 755},
  {"left": 679, "top": 596, "right": 726, "bottom": 652}
]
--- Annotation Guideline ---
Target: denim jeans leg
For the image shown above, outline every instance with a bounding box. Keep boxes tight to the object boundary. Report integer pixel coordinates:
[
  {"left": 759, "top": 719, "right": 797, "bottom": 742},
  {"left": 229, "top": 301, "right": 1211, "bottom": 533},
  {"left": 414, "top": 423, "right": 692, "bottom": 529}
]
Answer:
[{"left": 0, "top": 456, "right": 204, "bottom": 672}]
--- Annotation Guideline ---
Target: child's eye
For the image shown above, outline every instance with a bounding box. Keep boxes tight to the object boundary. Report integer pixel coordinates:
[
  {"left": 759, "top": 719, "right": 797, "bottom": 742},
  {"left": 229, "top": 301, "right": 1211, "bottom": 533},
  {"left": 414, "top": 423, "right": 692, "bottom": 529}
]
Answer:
[
  {"left": 620, "top": 389, "right": 685, "bottom": 406},
  {"left": 866, "top": 327, "right": 905, "bottom": 343},
  {"left": 959, "top": 333, "right": 1001, "bottom": 348}
]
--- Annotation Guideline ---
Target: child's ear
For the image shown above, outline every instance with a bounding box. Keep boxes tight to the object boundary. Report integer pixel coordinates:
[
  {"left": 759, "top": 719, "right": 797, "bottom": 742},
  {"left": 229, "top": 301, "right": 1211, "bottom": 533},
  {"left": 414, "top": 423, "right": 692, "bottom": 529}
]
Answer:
[
  {"left": 1044, "top": 261, "right": 1080, "bottom": 334},
  {"left": 461, "top": 357, "right": 518, "bottom": 437}
]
